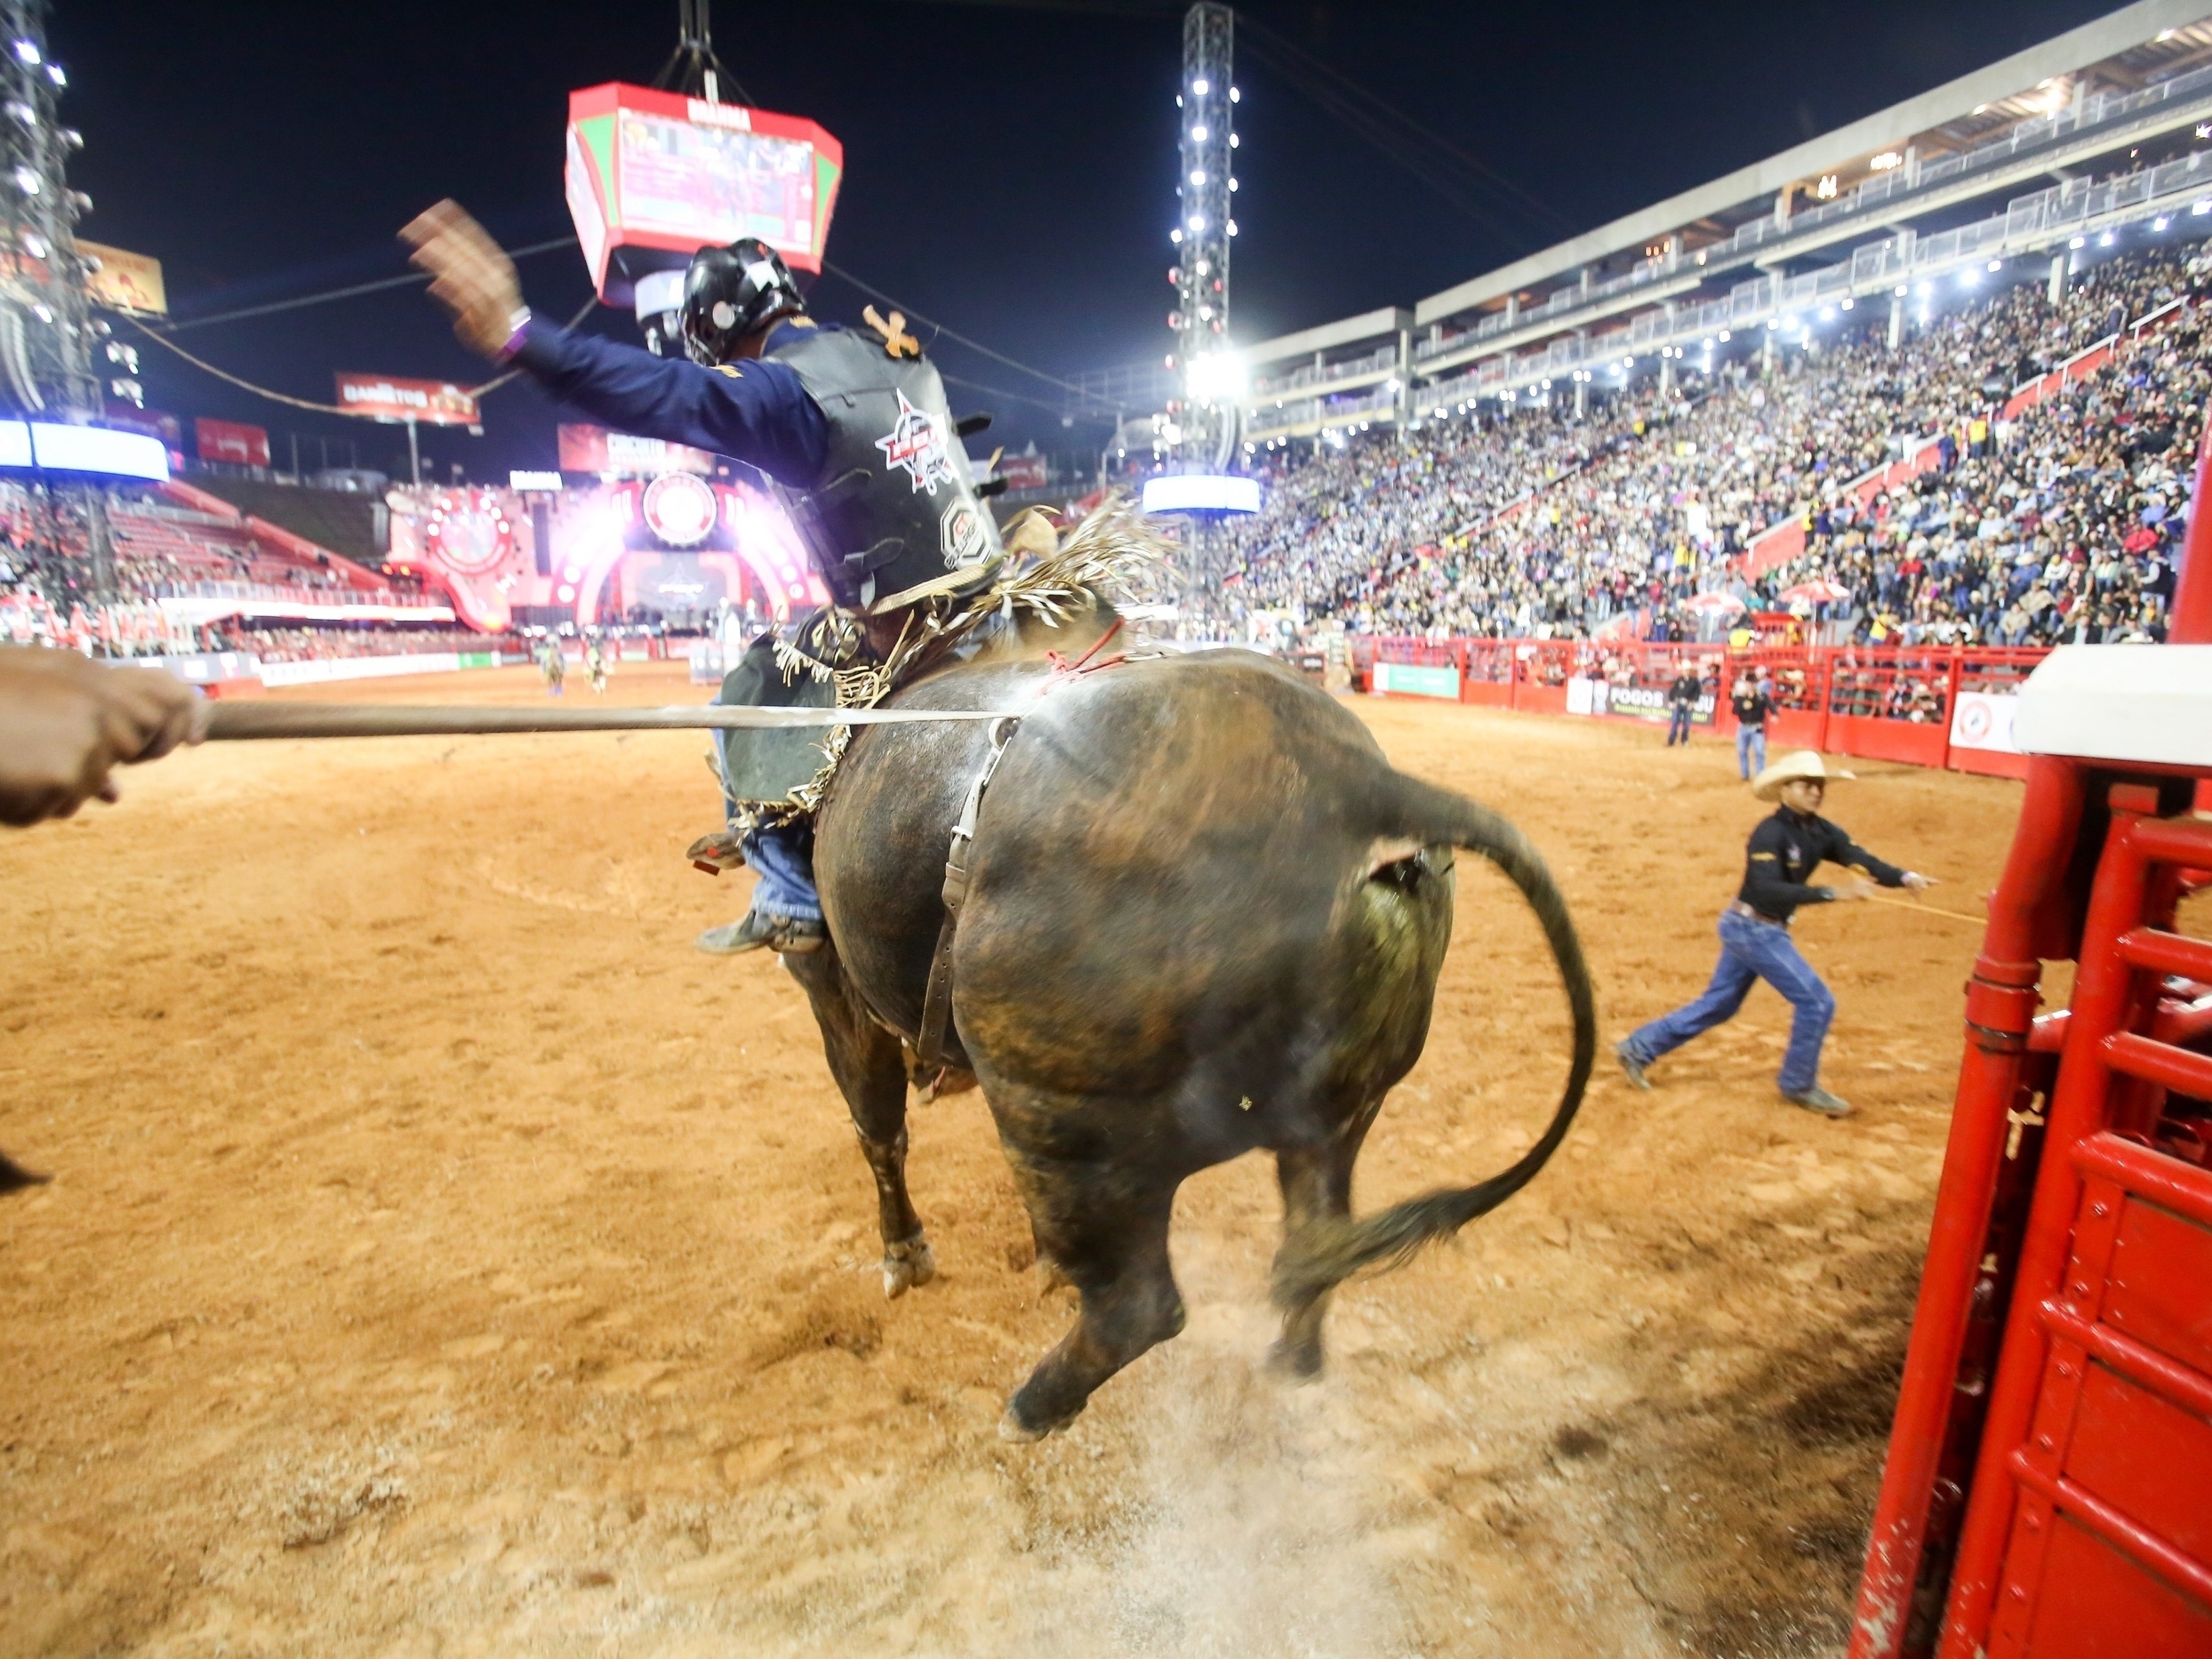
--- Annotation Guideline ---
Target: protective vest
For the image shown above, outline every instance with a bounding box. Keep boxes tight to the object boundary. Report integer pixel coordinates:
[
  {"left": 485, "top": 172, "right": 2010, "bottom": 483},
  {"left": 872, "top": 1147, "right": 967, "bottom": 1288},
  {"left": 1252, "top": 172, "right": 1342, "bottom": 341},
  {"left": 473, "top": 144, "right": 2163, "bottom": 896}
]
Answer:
[{"left": 767, "top": 324, "right": 1003, "bottom": 613}]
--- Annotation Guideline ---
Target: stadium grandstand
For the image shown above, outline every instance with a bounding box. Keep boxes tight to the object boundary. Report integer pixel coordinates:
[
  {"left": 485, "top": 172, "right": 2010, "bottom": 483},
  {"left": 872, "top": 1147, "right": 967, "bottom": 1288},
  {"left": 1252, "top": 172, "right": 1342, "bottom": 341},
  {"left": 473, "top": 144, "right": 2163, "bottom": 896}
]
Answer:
[
  {"left": 0, "top": 474, "right": 500, "bottom": 676},
  {"left": 1173, "top": 0, "right": 2212, "bottom": 657}
]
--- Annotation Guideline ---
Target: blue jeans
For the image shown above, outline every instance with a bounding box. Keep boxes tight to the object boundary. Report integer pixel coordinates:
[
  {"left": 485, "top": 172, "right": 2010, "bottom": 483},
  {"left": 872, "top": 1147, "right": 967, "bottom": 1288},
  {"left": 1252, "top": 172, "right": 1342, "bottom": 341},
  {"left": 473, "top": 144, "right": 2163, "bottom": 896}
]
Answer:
[
  {"left": 742, "top": 823, "right": 821, "bottom": 921},
  {"left": 1736, "top": 724, "right": 1767, "bottom": 780},
  {"left": 1623, "top": 910, "right": 1836, "bottom": 1093},
  {"left": 1666, "top": 705, "right": 1693, "bottom": 745}
]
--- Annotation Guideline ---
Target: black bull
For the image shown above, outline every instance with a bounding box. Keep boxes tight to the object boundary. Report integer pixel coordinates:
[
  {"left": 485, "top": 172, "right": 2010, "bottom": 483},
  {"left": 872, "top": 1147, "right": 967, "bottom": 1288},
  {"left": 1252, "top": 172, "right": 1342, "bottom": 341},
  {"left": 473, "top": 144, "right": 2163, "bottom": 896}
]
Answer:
[{"left": 788, "top": 645, "right": 1596, "bottom": 1439}]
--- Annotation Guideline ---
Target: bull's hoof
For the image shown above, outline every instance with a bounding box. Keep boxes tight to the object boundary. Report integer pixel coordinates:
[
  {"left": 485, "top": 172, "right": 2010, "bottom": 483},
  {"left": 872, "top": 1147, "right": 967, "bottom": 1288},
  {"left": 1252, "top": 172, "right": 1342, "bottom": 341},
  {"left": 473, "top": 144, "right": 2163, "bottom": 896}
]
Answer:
[
  {"left": 1265, "top": 1335, "right": 1326, "bottom": 1382},
  {"left": 883, "top": 1236, "right": 936, "bottom": 1300},
  {"left": 998, "top": 1399, "right": 1080, "bottom": 1443}
]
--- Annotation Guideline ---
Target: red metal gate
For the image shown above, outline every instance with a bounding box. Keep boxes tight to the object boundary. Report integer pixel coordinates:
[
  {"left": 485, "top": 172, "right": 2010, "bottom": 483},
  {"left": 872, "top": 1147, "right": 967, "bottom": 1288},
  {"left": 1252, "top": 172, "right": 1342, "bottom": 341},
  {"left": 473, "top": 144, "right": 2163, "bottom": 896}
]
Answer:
[{"left": 1847, "top": 413, "right": 2212, "bottom": 1659}]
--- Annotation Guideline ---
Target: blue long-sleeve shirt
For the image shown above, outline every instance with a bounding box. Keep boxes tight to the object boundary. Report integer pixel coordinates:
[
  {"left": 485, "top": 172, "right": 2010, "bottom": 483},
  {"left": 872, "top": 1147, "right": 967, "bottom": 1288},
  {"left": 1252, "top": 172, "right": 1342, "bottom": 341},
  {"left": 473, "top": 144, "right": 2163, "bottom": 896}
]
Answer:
[{"left": 509, "top": 315, "right": 831, "bottom": 488}]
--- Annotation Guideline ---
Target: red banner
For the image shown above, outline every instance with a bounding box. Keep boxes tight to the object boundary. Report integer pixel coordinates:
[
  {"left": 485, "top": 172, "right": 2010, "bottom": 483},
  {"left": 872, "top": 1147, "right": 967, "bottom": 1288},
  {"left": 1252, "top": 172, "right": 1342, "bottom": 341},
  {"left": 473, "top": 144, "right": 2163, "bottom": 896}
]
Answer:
[
  {"left": 195, "top": 416, "right": 269, "bottom": 467},
  {"left": 997, "top": 454, "right": 1049, "bottom": 491},
  {"left": 334, "top": 373, "right": 480, "bottom": 427}
]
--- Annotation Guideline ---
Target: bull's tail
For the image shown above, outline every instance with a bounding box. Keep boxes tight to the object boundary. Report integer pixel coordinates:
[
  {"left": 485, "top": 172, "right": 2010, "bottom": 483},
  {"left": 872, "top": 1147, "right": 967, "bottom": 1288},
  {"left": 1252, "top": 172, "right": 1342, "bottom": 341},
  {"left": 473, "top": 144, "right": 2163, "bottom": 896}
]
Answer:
[{"left": 1270, "top": 769, "right": 1597, "bottom": 1311}]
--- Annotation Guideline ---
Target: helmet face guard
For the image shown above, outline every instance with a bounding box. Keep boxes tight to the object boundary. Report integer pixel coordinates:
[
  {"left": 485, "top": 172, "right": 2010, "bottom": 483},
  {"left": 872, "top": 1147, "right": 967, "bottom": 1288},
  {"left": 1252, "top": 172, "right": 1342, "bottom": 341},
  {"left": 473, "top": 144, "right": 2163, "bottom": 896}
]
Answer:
[{"left": 680, "top": 239, "right": 805, "bottom": 366}]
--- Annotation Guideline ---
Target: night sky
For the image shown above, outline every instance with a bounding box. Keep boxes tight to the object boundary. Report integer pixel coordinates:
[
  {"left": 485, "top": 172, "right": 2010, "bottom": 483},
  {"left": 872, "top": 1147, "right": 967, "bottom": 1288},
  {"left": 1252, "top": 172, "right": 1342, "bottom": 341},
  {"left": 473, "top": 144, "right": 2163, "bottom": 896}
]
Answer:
[{"left": 57, "top": 0, "right": 2119, "bottom": 478}]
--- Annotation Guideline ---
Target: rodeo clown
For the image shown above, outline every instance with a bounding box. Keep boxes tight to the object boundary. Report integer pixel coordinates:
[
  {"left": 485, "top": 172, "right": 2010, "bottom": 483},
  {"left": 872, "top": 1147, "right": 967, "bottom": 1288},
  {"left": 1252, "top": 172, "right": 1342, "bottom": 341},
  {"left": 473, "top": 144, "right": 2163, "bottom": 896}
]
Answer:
[
  {"left": 1614, "top": 749, "right": 1938, "bottom": 1118},
  {"left": 403, "top": 202, "right": 1006, "bottom": 957}
]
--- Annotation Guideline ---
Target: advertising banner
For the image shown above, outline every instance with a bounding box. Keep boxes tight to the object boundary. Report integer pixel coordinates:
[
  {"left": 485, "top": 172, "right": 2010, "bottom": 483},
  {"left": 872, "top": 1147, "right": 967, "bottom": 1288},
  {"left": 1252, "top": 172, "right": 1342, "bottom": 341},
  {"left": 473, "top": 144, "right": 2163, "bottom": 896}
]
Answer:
[
  {"left": 195, "top": 416, "right": 269, "bottom": 467},
  {"left": 1373, "top": 661, "right": 1460, "bottom": 700},
  {"left": 334, "top": 373, "right": 480, "bottom": 427},
  {"left": 557, "top": 422, "right": 712, "bottom": 477},
  {"left": 996, "top": 453, "right": 1049, "bottom": 491},
  {"left": 1604, "top": 683, "right": 1717, "bottom": 725},
  {"left": 78, "top": 241, "right": 168, "bottom": 315},
  {"left": 1948, "top": 690, "right": 2021, "bottom": 755}
]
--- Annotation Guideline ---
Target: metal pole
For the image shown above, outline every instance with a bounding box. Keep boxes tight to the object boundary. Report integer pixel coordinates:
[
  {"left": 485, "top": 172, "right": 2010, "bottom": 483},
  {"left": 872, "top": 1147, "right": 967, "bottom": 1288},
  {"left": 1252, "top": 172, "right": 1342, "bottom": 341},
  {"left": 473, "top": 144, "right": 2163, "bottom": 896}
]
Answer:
[{"left": 406, "top": 418, "right": 420, "bottom": 486}]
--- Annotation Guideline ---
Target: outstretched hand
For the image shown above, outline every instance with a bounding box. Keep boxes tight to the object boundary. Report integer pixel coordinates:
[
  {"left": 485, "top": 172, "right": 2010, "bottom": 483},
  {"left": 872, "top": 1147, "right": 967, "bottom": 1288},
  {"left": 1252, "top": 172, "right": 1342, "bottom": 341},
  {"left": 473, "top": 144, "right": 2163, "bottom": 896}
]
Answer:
[
  {"left": 401, "top": 199, "right": 525, "bottom": 359},
  {"left": 0, "top": 648, "right": 207, "bottom": 827}
]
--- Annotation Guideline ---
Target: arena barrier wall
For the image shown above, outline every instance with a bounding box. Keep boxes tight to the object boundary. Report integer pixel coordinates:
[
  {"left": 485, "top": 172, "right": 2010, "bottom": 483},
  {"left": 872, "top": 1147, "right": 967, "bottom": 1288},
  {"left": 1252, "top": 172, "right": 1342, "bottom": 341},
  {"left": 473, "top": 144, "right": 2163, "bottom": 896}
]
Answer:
[{"left": 1358, "top": 636, "right": 2051, "bottom": 781}]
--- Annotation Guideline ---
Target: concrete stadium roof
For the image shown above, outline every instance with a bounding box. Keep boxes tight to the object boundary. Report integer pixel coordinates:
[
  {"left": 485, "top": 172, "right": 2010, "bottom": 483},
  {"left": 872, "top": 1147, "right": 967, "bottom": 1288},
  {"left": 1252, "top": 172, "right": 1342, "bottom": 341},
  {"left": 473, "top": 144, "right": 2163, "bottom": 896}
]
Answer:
[
  {"left": 1240, "top": 307, "right": 1412, "bottom": 371},
  {"left": 1415, "top": 0, "right": 2212, "bottom": 328}
]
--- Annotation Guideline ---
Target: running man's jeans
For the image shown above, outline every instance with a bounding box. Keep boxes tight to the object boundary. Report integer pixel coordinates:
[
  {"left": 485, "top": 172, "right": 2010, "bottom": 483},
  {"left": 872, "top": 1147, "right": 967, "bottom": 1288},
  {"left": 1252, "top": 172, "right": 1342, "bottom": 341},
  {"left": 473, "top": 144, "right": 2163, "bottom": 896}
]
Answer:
[
  {"left": 1736, "top": 724, "right": 1767, "bottom": 780},
  {"left": 1622, "top": 910, "right": 1835, "bottom": 1093},
  {"left": 741, "top": 822, "right": 822, "bottom": 922}
]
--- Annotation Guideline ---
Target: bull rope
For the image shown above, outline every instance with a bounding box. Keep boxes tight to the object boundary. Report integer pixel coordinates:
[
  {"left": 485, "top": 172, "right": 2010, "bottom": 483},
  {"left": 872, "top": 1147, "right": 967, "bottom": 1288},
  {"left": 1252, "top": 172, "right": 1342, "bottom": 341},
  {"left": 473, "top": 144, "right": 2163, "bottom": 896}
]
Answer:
[{"left": 202, "top": 702, "right": 1007, "bottom": 741}]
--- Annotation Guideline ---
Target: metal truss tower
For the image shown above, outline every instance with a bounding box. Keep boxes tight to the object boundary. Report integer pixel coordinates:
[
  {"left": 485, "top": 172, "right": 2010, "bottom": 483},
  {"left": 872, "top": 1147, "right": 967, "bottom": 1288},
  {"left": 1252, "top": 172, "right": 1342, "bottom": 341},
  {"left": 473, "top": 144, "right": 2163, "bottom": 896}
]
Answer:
[
  {"left": 0, "top": 0, "right": 116, "bottom": 599},
  {"left": 1170, "top": 3, "right": 1238, "bottom": 470}
]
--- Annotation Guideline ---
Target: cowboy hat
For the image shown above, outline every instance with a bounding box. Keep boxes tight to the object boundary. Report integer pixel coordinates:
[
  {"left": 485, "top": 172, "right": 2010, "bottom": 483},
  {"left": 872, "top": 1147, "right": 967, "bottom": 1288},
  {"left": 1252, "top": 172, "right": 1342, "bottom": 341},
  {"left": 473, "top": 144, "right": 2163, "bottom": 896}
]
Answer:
[{"left": 1752, "top": 749, "right": 1856, "bottom": 802}]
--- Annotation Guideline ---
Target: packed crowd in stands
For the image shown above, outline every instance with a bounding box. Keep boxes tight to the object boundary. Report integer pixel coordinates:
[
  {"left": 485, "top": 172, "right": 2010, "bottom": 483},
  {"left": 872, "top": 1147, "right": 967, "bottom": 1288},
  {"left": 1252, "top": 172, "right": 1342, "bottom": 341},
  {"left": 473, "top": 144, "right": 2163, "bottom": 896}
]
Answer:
[
  {"left": 1209, "top": 236, "right": 2208, "bottom": 647},
  {"left": 0, "top": 483, "right": 475, "bottom": 660}
]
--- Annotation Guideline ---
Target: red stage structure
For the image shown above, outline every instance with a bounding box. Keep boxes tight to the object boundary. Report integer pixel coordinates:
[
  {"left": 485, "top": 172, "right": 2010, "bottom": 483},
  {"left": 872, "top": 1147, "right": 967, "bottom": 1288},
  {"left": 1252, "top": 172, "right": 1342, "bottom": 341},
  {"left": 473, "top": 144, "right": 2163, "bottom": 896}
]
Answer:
[{"left": 1844, "top": 421, "right": 2212, "bottom": 1656}]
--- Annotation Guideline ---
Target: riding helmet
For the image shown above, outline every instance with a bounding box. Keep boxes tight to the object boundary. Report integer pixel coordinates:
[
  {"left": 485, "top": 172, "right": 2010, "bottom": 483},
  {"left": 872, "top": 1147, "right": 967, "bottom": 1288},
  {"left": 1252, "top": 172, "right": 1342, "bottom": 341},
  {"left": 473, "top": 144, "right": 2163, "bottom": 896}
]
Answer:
[{"left": 680, "top": 238, "right": 805, "bottom": 366}]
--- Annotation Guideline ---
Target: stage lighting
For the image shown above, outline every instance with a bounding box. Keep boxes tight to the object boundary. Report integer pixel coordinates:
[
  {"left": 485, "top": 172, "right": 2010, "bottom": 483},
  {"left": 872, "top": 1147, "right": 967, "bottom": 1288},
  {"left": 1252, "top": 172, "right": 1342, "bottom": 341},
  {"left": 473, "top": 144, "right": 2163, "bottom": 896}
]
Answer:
[
  {"left": 2069, "top": 236, "right": 2086, "bottom": 248},
  {"left": 1192, "top": 76, "right": 1210, "bottom": 94},
  {"left": 12, "top": 39, "right": 37, "bottom": 64},
  {"left": 1190, "top": 124, "right": 1209, "bottom": 141}
]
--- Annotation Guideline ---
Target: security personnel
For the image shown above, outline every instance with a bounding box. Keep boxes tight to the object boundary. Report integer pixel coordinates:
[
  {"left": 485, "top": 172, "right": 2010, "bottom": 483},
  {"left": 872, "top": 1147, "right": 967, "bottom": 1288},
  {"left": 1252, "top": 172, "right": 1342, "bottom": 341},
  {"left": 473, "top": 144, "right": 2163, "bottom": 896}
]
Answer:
[
  {"left": 1729, "top": 669, "right": 1772, "bottom": 781},
  {"left": 1614, "top": 750, "right": 1936, "bottom": 1118},
  {"left": 403, "top": 201, "right": 1004, "bottom": 955},
  {"left": 1664, "top": 666, "right": 1701, "bottom": 746}
]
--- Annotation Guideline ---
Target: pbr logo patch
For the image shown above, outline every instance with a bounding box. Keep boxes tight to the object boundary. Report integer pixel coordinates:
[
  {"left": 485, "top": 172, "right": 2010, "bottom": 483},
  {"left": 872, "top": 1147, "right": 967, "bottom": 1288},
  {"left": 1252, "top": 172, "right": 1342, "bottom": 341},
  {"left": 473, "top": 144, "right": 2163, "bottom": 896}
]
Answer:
[
  {"left": 875, "top": 389, "right": 954, "bottom": 496},
  {"left": 940, "top": 498, "right": 988, "bottom": 567}
]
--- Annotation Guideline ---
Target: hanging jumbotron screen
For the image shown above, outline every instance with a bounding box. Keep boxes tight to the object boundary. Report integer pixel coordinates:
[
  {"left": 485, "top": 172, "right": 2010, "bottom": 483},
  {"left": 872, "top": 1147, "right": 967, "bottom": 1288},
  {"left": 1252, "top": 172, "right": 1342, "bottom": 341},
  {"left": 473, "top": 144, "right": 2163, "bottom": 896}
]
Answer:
[{"left": 564, "top": 83, "right": 843, "bottom": 305}]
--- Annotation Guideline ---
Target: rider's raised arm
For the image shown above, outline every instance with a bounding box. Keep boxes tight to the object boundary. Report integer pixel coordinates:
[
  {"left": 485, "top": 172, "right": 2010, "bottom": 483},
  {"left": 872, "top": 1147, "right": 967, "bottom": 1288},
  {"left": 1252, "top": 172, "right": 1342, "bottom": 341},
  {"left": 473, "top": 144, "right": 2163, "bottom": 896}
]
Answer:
[{"left": 508, "top": 322, "right": 829, "bottom": 488}]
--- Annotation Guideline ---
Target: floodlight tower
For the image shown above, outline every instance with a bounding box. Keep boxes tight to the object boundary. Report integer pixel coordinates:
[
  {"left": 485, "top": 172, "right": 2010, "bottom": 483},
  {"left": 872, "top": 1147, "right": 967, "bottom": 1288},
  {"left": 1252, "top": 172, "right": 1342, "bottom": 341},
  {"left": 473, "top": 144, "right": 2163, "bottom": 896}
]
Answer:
[
  {"left": 0, "top": 0, "right": 115, "bottom": 598},
  {"left": 1169, "top": 3, "right": 1238, "bottom": 470}
]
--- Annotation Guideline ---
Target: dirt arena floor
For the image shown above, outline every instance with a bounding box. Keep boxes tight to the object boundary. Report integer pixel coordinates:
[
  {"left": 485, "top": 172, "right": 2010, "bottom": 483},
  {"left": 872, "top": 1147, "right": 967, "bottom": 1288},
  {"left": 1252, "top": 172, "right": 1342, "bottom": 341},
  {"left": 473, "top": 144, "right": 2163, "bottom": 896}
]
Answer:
[{"left": 1, "top": 661, "right": 2042, "bottom": 1656}]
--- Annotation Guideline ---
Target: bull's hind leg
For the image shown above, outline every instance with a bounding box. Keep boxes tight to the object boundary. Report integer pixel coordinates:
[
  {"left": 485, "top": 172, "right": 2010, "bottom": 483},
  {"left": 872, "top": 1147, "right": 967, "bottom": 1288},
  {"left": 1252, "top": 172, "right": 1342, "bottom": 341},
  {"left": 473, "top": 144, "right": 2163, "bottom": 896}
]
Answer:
[
  {"left": 996, "top": 1147, "right": 1184, "bottom": 1440},
  {"left": 1269, "top": 1104, "right": 1381, "bottom": 1380},
  {"left": 783, "top": 948, "right": 935, "bottom": 1298}
]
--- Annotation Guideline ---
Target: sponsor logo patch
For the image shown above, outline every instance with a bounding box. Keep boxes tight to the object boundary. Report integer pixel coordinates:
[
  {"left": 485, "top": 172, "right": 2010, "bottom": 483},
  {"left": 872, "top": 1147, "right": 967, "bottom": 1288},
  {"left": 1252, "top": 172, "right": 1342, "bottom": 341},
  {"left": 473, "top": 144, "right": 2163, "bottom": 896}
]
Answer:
[
  {"left": 940, "top": 498, "right": 988, "bottom": 567},
  {"left": 875, "top": 389, "right": 954, "bottom": 496}
]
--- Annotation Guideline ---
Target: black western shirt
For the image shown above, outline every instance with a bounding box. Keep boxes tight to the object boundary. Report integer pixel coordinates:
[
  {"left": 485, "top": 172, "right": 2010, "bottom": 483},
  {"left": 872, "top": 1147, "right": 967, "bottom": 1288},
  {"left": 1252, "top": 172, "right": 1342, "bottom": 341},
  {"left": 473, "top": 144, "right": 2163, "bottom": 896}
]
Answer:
[
  {"left": 1731, "top": 687, "right": 1773, "bottom": 729},
  {"left": 1738, "top": 807, "right": 1908, "bottom": 924}
]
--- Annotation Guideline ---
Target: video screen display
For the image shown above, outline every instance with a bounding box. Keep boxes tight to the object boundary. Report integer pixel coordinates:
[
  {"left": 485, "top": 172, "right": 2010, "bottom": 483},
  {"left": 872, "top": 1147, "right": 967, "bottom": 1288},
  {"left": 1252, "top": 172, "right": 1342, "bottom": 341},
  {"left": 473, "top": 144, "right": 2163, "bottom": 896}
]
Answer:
[{"left": 616, "top": 114, "right": 818, "bottom": 254}]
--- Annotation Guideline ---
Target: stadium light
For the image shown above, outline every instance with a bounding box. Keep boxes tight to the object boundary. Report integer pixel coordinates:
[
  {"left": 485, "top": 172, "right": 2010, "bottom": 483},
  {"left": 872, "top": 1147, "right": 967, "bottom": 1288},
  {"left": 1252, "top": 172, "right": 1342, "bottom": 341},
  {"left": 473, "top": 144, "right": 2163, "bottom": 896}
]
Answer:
[
  {"left": 1190, "top": 124, "right": 1209, "bottom": 141},
  {"left": 2153, "top": 216, "right": 2169, "bottom": 231},
  {"left": 1170, "top": 228, "right": 1182, "bottom": 244},
  {"left": 2195, "top": 201, "right": 2212, "bottom": 216},
  {"left": 1895, "top": 285, "right": 1909, "bottom": 296},
  {"left": 2069, "top": 236, "right": 2086, "bottom": 248},
  {"left": 2098, "top": 231, "right": 2114, "bottom": 246},
  {"left": 1718, "top": 329, "right": 1730, "bottom": 342},
  {"left": 1986, "top": 258, "right": 2002, "bottom": 271},
  {"left": 12, "top": 39, "right": 36, "bottom": 64},
  {"left": 1191, "top": 76, "right": 1210, "bottom": 95},
  {"left": 1230, "top": 87, "right": 1240, "bottom": 102},
  {"left": 1818, "top": 307, "right": 1835, "bottom": 322}
]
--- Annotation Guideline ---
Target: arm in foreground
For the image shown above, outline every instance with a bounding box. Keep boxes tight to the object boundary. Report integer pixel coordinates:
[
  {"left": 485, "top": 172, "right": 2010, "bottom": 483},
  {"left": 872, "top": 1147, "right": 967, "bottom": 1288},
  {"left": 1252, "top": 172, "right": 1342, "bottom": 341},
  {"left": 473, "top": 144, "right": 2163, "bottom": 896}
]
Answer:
[{"left": 0, "top": 648, "right": 206, "bottom": 826}]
